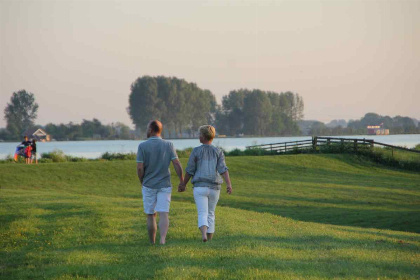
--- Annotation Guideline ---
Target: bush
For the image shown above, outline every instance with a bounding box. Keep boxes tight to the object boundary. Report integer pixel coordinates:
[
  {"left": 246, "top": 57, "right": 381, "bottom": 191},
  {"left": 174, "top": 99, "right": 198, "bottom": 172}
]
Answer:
[
  {"left": 225, "top": 148, "right": 244, "bottom": 156},
  {"left": 414, "top": 144, "right": 420, "bottom": 151},
  {"left": 66, "top": 156, "right": 88, "bottom": 162},
  {"left": 38, "top": 158, "right": 53, "bottom": 163},
  {"left": 101, "top": 152, "right": 136, "bottom": 161},
  {"left": 41, "top": 149, "right": 67, "bottom": 162},
  {"left": 176, "top": 147, "right": 193, "bottom": 158}
]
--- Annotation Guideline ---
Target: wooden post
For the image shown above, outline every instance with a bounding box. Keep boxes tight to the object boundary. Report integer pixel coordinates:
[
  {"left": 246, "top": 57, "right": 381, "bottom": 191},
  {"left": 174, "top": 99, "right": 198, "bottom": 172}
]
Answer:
[
  {"left": 312, "top": 136, "right": 317, "bottom": 152},
  {"left": 354, "top": 139, "right": 358, "bottom": 152},
  {"left": 284, "top": 142, "right": 286, "bottom": 153},
  {"left": 270, "top": 144, "right": 273, "bottom": 154},
  {"left": 392, "top": 148, "right": 394, "bottom": 158}
]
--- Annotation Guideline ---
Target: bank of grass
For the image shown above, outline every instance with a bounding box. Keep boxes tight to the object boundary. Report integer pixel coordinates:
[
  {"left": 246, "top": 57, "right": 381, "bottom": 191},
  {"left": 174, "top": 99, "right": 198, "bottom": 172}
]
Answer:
[{"left": 1, "top": 155, "right": 419, "bottom": 279}]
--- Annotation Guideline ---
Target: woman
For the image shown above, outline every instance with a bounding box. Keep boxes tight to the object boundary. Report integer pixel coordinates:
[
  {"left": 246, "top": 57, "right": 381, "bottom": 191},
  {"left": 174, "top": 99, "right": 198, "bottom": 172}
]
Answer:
[{"left": 180, "top": 125, "right": 232, "bottom": 242}]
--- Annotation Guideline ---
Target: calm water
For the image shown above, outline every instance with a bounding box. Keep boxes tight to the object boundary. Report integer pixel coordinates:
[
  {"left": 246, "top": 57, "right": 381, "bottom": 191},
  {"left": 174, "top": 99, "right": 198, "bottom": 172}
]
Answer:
[{"left": 1, "top": 134, "right": 419, "bottom": 159}]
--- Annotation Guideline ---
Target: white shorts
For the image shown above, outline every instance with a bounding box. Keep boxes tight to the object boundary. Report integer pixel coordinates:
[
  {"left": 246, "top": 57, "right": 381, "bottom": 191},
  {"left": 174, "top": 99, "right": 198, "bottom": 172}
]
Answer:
[{"left": 142, "top": 186, "right": 172, "bottom": 214}]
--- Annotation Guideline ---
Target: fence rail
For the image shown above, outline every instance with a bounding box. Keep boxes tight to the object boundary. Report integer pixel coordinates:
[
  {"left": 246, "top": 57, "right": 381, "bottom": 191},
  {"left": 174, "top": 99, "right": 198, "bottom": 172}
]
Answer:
[{"left": 246, "top": 136, "right": 420, "bottom": 155}]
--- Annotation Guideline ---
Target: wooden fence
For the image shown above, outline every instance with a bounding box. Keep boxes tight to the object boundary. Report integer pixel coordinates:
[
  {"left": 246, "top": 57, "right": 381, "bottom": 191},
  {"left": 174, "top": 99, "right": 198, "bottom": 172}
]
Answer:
[{"left": 246, "top": 136, "right": 420, "bottom": 156}]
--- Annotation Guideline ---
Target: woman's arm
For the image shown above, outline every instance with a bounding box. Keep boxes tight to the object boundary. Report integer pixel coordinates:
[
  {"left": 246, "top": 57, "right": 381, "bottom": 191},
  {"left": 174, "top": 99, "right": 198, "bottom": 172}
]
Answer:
[
  {"left": 221, "top": 171, "right": 232, "bottom": 194},
  {"left": 182, "top": 173, "right": 192, "bottom": 187}
]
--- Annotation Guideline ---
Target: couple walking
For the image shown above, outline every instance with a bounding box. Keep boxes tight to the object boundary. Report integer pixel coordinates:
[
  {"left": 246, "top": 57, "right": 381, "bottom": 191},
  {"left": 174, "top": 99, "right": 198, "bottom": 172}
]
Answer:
[{"left": 136, "top": 120, "right": 232, "bottom": 244}]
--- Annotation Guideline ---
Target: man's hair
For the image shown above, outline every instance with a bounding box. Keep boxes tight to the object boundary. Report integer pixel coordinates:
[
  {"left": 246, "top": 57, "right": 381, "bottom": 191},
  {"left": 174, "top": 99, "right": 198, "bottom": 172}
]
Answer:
[
  {"left": 148, "top": 120, "right": 163, "bottom": 134},
  {"left": 199, "top": 125, "right": 216, "bottom": 141}
]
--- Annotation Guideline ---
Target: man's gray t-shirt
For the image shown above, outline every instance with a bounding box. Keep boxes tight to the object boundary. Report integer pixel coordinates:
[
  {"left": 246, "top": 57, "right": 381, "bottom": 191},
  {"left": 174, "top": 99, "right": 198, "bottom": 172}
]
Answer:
[{"left": 136, "top": 136, "right": 178, "bottom": 189}]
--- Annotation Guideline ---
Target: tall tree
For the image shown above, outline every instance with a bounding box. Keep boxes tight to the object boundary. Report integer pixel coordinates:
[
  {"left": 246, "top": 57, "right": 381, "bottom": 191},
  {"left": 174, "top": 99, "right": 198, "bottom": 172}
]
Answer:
[
  {"left": 4, "top": 90, "right": 39, "bottom": 139},
  {"left": 128, "top": 76, "right": 217, "bottom": 138},
  {"left": 127, "top": 76, "right": 160, "bottom": 135},
  {"left": 243, "top": 90, "right": 272, "bottom": 136}
]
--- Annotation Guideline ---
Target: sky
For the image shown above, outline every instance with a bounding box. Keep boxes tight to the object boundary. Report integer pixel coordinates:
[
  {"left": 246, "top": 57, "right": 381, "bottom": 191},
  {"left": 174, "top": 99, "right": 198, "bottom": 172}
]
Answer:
[{"left": 1, "top": 0, "right": 419, "bottom": 129}]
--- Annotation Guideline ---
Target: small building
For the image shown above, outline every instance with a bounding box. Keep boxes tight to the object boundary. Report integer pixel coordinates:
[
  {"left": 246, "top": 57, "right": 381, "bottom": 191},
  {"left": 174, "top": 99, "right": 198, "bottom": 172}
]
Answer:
[
  {"left": 22, "top": 128, "right": 51, "bottom": 142},
  {"left": 367, "top": 124, "right": 389, "bottom": 135}
]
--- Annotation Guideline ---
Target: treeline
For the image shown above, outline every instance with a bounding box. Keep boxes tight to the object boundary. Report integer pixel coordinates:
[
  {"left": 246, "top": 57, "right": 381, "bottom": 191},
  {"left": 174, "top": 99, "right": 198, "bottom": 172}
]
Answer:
[
  {"left": 128, "top": 76, "right": 304, "bottom": 137},
  {"left": 306, "top": 113, "right": 420, "bottom": 136},
  {"left": 44, "top": 119, "right": 132, "bottom": 141},
  {"left": 128, "top": 76, "right": 217, "bottom": 138},
  {"left": 215, "top": 89, "right": 303, "bottom": 136}
]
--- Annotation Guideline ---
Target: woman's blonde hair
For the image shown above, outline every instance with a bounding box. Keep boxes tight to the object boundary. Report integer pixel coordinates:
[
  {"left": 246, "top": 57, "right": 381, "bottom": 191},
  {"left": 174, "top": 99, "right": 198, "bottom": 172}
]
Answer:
[{"left": 199, "top": 125, "right": 216, "bottom": 141}]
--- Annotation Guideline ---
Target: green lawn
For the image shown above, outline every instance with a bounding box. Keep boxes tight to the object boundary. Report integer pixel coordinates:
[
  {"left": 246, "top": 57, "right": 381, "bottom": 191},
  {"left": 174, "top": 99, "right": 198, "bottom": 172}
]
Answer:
[{"left": 1, "top": 154, "right": 419, "bottom": 279}]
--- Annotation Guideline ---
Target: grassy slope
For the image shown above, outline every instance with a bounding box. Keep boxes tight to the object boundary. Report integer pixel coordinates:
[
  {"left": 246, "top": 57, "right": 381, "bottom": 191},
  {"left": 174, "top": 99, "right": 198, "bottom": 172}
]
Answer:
[{"left": 0, "top": 154, "right": 419, "bottom": 279}]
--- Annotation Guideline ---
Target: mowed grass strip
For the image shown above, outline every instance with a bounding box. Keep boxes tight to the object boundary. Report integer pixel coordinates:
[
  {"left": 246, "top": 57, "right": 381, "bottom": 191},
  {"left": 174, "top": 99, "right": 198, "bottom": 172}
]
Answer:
[{"left": 0, "top": 154, "right": 419, "bottom": 279}]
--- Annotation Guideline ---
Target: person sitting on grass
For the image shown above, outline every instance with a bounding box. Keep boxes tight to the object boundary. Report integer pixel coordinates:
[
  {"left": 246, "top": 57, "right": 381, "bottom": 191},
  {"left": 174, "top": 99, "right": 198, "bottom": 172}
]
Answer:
[{"left": 179, "top": 125, "right": 232, "bottom": 242}]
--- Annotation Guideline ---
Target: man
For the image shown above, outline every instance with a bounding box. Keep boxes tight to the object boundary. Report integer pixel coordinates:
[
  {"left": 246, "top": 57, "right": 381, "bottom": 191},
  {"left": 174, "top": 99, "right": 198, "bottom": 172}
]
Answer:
[{"left": 136, "top": 120, "right": 183, "bottom": 245}]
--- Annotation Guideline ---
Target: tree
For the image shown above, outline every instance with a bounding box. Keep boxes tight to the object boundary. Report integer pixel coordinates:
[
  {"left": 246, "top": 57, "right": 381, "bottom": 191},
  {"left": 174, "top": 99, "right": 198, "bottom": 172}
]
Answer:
[
  {"left": 127, "top": 76, "right": 160, "bottom": 135},
  {"left": 128, "top": 76, "right": 217, "bottom": 138},
  {"left": 4, "top": 90, "right": 39, "bottom": 139},
  {"left": 243, "top": 90, "right": 272, "bottom": 136}
]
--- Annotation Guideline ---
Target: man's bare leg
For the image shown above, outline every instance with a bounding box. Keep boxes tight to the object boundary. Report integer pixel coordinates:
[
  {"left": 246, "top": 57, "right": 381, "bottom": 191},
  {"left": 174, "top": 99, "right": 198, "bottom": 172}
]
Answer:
[
  {"left": 199, "top": 225, "right": 208, "bottom": 242},
  {"left": 207, "top": 233, "right": 213, "bottom": 241},
  {"left": 147, "top": 213, "right": 157, "bottom": 244},
  {"left": 158, "top": 212, "right": 169, "bottom": 244}
]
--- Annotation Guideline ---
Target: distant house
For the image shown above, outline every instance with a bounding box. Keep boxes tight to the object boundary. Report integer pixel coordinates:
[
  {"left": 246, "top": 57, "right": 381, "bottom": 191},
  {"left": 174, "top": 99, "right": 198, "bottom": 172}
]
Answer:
[
  {"left": 367, "top": 124, "right": 389, "bottom": 135},
  {"left": 22, "top": 128, "right": 51, "bottom": 142}
]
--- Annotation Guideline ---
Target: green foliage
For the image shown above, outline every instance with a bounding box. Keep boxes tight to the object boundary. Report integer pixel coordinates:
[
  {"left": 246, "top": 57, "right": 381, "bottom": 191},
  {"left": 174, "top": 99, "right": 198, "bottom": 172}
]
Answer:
[
  {"left": 347, "top": 113, "right": 419, "bottom": 134},
  {"left": 176, "top": 147, "right": 193, "bottom": 158},
  {"left": 0, "top": 156, "right": 419, "bottom": 279},
  {"left": 358, "top": 147, "right": 420, "bottom": 172},
  {"left": 101, "top": 152, "right": 136, "bottom": 161},
  {"left": 128, "top": 76, "right": 216, "bottom": 138},
  {"left": 41, "top": 149, "right": 68, "bottom": 162},
  {"left": 44, "top": 120, "right": 132, "bottom": 141},
  {"left": 40, "top": 149, "right": 88, "bottom": 163},
  {"left": 216, "top": 89, "right": 303, "bottom": 136},
  {"left": 225, "top": 148, "right": 271, "bottom": 156},
  {"left": 414, "top": 144, "right": 420, "bottom": 151},
  {"left": 3, "top": 90, "right": 39, "bottom": 140}
]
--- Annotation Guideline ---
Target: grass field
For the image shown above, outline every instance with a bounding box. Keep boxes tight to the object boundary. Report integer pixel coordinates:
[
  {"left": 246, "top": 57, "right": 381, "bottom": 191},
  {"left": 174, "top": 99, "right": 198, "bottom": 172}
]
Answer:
[{"left": 1, "top": 154, "right": 419, "bottom": 279}]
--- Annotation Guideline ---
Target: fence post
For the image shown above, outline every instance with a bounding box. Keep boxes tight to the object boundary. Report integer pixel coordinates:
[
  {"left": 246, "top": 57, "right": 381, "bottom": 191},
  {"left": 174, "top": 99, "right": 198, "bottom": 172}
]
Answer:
[
  {"left": 392, "top": 147, "right": 394, "bottom": 158},
  {"left": 284, "top": 142, "right": 286, "bottom": 153},
  {"left": 270, "top": 144, "right": 273, "bottom": 154},
  {"left": 354, "top": 139, "right": 358, "bottom": 152},
  {"left": 312, "top": 136, "right": 317, "bottom": 152}
]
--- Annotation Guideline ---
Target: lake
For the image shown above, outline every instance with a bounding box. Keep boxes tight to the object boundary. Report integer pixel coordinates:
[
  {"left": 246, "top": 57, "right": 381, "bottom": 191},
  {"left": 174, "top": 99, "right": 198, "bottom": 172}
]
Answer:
[{"left": 1, "top": 134, "right": 419, "bottom": 159}]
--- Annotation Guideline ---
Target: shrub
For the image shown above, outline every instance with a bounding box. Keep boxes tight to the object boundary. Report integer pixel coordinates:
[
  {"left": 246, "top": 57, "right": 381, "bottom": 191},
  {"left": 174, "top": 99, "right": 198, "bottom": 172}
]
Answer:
[
  {"left": 243, "top": 148, "right": 270, "bottom": 156},
  {"left": 41, "top": 149, "right": 67, "bottom": 162},
  {"left": 226, "top": 148, "right": 244, "bottom": 156},
  {"left": 101, "top": 152, "right": 136, "bottom": 161},
  {"left": 38, "top": 158, "right": 53, "bottom": 163},
  {"left": 176, "top": 147, "right": 193, "bottom": 158}
]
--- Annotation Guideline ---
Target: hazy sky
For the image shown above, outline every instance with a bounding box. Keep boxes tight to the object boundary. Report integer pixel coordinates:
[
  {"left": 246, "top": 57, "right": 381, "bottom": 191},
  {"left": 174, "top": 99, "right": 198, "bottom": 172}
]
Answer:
[{"left": 1, "top": 0, "right": 419, "bottom": 128}]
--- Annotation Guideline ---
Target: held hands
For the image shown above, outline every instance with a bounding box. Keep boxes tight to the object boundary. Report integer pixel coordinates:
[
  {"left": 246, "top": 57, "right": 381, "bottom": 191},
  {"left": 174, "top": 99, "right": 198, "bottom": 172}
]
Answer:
[
  {"left": 226, "top": 184, "right": 232, "bottom": 195},
  {"left": 178, "top": 182, "right": 187, "bottom": 192}
]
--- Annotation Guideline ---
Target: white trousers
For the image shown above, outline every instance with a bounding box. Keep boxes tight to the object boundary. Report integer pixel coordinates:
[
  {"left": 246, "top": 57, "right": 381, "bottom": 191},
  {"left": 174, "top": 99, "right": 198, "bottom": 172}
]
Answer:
[{"left": 193, "top": 187, "right": 220, "bottom": 233}]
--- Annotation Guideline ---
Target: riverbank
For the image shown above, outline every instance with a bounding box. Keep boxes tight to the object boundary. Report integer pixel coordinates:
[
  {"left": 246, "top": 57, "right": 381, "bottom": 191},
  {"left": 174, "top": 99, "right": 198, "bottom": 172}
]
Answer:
[{"left": 1, "top": 134, "right": 419, "bottom": 160}]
